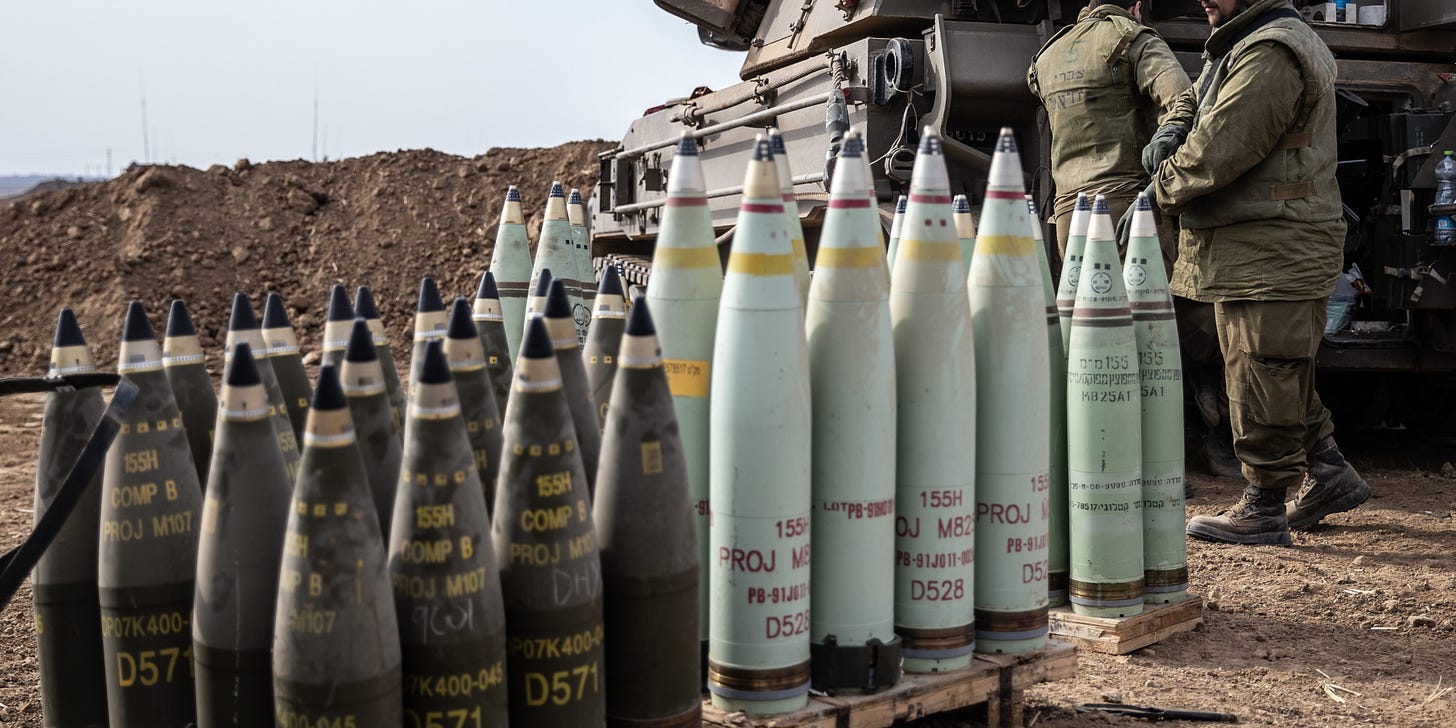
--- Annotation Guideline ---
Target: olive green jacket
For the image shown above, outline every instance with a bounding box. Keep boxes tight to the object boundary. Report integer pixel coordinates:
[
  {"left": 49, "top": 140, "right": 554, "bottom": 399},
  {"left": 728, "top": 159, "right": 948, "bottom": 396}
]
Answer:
[
  {"left": 1154, "top": 0, "right": 1344, "bottom": 302},
  {"left": 1029, "top": 4, "right": 1191, "bottom": 218}
]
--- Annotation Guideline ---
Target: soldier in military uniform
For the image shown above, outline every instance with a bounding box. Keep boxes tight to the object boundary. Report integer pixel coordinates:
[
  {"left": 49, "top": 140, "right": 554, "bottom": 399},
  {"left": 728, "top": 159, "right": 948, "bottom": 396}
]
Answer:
[
  {"left": 1028, "top": 0, "right": 1244, "bottom": 482},
  {"left": 1141, "top": 0, "right": 1371, "bottom": 545},
  {"left": 1027, "top": 0, "right": 1190, "bottom": 266}
]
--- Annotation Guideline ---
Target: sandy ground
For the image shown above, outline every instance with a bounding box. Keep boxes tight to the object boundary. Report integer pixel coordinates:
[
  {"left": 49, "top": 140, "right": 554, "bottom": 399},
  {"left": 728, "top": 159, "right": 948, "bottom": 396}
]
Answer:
[{"left": 0, "top": 392, "right": 1451, "bottom": 727}]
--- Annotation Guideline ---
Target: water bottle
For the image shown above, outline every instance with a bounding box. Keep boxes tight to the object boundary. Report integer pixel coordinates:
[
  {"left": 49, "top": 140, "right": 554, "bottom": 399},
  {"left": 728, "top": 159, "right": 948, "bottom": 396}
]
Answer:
[
  {"left": 1334, "top": 0, "right": 1347, "bottom": 23},
  {"left": 1435, "top": 150, "right": 1455, "bottom": 246}
]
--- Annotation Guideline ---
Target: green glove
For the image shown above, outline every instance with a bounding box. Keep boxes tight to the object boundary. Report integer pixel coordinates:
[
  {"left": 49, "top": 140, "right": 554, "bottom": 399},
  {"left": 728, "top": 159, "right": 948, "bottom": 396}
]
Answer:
[
  {"left": 1141, "top": 124, "right": 1187, "bottom": 175},
  {"left": 1116, "top": 184, "right": 1156, "bottom": 248}
]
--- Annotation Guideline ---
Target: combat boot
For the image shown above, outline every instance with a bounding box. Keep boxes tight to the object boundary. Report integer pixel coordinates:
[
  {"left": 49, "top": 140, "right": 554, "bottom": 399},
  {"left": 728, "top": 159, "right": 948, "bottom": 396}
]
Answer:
[
  {"left": 1187, "top": 484, "right": 1292, "bottom": 546},
  {"left": 1202, "top": 428, "right": 1243, "bottom": 479},
  {"left": 1286, "top": 436, "right": 1371, "bottom": 530},
  {"left": 1190, "top": 368, "right": 1220, "bottom": 429}
]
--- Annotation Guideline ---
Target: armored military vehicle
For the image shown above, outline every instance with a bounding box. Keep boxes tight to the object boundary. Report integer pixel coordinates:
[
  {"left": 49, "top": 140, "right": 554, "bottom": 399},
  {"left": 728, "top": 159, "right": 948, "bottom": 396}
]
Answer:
[{"left": 592, "top": 0, "right": 1456, "bottom": 432}]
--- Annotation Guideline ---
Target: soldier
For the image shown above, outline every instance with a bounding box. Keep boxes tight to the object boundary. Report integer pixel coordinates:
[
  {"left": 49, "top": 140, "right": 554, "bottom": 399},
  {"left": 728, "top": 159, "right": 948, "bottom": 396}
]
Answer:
[
  {"left": 1030, "top": 0, "right": 1237, "bottom": 481},
  {"left": 1027, "top": 0, "right": 1190, "bottom": 266},
  {"left": 1141, "top": 0, "right": 1370, "bottom": 545}
]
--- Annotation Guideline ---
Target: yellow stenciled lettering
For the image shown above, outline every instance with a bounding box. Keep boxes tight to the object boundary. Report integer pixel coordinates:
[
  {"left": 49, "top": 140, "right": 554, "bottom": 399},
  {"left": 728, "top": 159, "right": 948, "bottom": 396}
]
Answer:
[
  {"left": 415, "top": 504, "right": 456, "bottom": 529},
  {"left": 535, "top": 471, "right": 572, "bottom": 497}
]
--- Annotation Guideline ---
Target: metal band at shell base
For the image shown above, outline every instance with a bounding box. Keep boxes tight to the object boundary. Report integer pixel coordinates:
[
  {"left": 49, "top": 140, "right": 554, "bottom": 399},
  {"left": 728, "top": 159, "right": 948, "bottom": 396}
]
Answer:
[
  {"left": 1069, "top": 578, "right": 1146, "bottom": 607},
  {"left": 1049, "top": 570, "right": 1069, "bottom": 597},
  {"left": 895, "top": 623, "right": 975, "bottom": 657},
  {"left": 1144, "top": 567, "right": 1190, "bottom": 593},
  {"left": 708, "top": 660, "right": 812, "bottom": 701},
  {"left": 975, "top": 608, "right": 1050, "bottom": 643},
  {"left": 810, "top": 634, "right": 902, "bottom": 693},
  {"left": 606, "top": 706, "right": 703, "bottom": 728}
]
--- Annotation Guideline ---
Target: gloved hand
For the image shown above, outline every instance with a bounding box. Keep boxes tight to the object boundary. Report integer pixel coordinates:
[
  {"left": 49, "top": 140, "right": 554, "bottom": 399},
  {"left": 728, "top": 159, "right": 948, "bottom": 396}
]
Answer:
[
  {"left": 1116, "top": 184, "right": 1157, "bottom": 248},
  {"left": 1141, "top": 124, "right": 1187, "bottom": 175}
]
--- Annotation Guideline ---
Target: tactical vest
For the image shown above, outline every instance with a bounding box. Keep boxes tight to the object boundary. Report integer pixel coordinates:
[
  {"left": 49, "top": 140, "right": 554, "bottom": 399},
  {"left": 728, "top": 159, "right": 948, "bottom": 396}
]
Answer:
[
  {"left": 1030, "top": 9, "right": 1160, "bottom": 196},
  {"left": 1179, "top": 14, "right": 1342, "bottom": 230}
]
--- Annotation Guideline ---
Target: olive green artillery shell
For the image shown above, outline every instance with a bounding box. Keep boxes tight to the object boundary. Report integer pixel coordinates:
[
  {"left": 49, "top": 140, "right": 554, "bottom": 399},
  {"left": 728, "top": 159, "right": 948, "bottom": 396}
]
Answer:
[
  {"left": 272, "top": 411, "right": 402, "bottom": 727},
  {"left": 225, "top": 343, "right": 303, "bottom": 487},
  {"left": 99, "top": 367, "right": 204, "bottom": 727},
  {"left": 492, "top": 372, "right": 606, "bottom": 727},
  {"left": 450, "top": 360, "right": 504, "bottom": 516},
  {"left": 549, "top": 315, "right": 603, "bottom": 496},
  {"left": 161, "top": 353, "right": 217, "bottom": 488},
  {"left": 362, "top": 314, "right": 408, "bottom": 438},
  {"left": 582, "top": 314, "right": 626, "bottom": 433},
  {"left": 593, "top": 336, "right": 701, "bottom": 727},
  {"left": 193, "top": 386, "right": 293, "bottom": 727},
  {"left": 263, "top": 331, "right": 313, "bottom": 441},
  {"left": 344, "top": 384, "right": 404, "bottom": 542},
  {"left": 389, "top": 388, "right": 509, "bottom": 727},
  {"left": 34, "top": 384, "right": 109, "bottom": 728},
  {"left": 474, "top": 320, "right": 514, "bottom": 414}
]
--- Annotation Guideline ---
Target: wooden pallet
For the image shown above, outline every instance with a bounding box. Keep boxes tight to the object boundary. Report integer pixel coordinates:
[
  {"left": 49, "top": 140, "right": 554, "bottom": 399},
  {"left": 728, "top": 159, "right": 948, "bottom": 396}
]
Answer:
[
  {"left": 1048, "top": 596, "right": 1204, "bottom": 655},
  {"left": 701, "top": 639, "right": 1076, "bottom": 728}
]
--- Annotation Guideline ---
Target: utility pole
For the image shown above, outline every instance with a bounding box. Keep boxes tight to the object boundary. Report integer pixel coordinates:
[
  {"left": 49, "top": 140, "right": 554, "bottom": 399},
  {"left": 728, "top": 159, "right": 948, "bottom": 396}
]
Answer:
[
  {"left": 140, "top": 80, "right": 150, "bottom": 164},
  {"left": 312, "top": 86, "right": 319, "bottom": 162}
]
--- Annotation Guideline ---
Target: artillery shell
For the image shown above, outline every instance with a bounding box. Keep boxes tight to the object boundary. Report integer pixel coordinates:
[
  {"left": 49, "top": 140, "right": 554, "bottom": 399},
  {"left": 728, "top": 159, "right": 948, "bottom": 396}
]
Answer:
[
  {"left": 969, "top": 129, "right": 1051, "bottom": 655},
  {"left": 1067, "top": 196, "right": 1144, "bottom": 618},
  {"left": 224, "top": 293, "right": 301, "bottom": 485},
  {"left": 708, "top": 136, "right": 812, "bottom": 712},
  {"left": 644, "top": 133, "right": 722, "bottom": 660},
  {"left": 582, "top": 266, "right": 627, "bottom": 432},
  {"left": 389, "top": 340, "right": 508, "bottom": 727},
  {"left": 489, "top": 186, "right": 533, "bottom": 358},
  {"left": 341, "top": 319, "right": 404, "bottom": 541},
  {"left": 262, "top": 291, "right": 313, "bottom": 440},
  {"left": 444, "top": 299, "right": 504, "bottom": 513},
  {"left": 889, "top": 130, "right": 977, "bottom": 673},
  {"left": 99, "top": 301, "right": 204, "bottom": 727},
  {"left": 321, "top": 285, "right": 356, "bottom": 371},
  {"left": 472, "top": 271, "right": 515, "bottom": 412},
  {"left": 34, "top": 309, "right": 108, "bottom": 727},
  {"left": 594, "top": 300, "right": 701, "bottom": 727},
  {"left": 1125, "top": 195, "right": 1187, "bottom": 604},
  {"left": 193, "top": 342, "right": 292, "bottom": 727},
  {"left": 355, "top": 286, "right": 406, "bottom": 437},
  {"left": 545, "top": 279, "right": 602, "bottom": 495},
  {"left": 493, "top": 317, "right": 606, "bottom": 728},
  {"left": 272, "top": 364, "right": 402, "bottom": 727},
  {"left": 806, "top": 131, "right": 901, "bottom": 690},
  {"left": 162, "top": 299, "right": 217, "bottom": 489}
]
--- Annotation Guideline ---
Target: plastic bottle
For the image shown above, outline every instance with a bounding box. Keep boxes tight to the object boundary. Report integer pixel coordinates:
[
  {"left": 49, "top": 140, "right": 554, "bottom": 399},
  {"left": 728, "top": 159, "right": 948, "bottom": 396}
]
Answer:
[
  {"left": 1334, "top": 0, "right": 1348, "bottom": 23},
  {"left": 1435, "top": 150, "right": 1455, "bottom": 246}
]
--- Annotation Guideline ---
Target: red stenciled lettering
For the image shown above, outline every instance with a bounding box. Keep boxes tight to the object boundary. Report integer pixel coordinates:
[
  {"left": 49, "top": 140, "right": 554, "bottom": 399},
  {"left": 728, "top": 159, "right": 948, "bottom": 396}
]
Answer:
[
  {"left": 977, "top": 502, "right": 1032, "bottom": 524},
  {"left": 718, "top": 547, "right": 776, "bottom": 573}
]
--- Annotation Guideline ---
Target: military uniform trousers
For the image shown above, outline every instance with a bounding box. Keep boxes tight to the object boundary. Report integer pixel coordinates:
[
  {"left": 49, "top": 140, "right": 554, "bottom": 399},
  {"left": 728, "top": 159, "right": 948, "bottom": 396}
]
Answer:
[{"left": 1214, "top": 298, "right": 1336, "bottom": 491}]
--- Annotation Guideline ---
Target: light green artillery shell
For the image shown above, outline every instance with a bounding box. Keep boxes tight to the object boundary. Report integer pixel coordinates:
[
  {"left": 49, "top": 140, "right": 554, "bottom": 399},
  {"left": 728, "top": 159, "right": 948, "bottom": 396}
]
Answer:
[
  {"left": 804, "top": 132, "right": 901, "bottom": 691},
  {"left": 708, "top": 139, "right": 812, "bottom": 714},
  {"left": 644, "top": 134, "right": 723, "bottom": 650},
  {"left": 970, "top": 131, "right": 1051, "bottom": 656},
  {"left": 888, "top": 133, "right": 977, "bottom": 674},
  {"left": 1124, "top": 198, "right": 1187, "bottom": 604},
  {"left": 1067, "top": 200, "right": 1144, "bottom": 619}
]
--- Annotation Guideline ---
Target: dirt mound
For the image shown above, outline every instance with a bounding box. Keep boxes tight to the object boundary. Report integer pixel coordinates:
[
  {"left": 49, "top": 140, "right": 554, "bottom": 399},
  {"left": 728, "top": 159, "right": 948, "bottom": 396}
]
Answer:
[{"left": 0, "top": 141, "right": 613, "bottom": 374}]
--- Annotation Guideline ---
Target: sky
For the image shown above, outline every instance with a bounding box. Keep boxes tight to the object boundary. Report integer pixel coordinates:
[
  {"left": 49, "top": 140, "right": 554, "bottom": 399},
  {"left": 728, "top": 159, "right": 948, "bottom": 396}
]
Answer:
[{"left": 0, "top": 1, "right": 746, "bottom": 176}]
